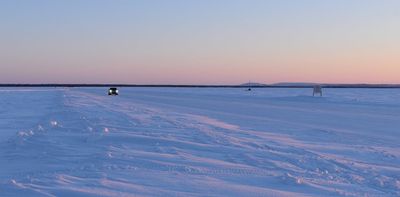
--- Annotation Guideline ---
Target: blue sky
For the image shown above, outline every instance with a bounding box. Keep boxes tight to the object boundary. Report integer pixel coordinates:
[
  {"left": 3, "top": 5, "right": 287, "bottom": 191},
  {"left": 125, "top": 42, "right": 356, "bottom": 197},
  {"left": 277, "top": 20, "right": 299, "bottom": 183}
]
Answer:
[{"left": 0, "top": 0, "right": 399, "bottom": 84}]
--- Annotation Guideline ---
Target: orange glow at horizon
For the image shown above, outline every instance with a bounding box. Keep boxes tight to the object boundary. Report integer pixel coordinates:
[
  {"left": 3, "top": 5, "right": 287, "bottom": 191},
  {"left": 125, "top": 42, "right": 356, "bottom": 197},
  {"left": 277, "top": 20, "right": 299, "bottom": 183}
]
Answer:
[{"left": 0, "top": 1, "right": 399, "bottom": 84}]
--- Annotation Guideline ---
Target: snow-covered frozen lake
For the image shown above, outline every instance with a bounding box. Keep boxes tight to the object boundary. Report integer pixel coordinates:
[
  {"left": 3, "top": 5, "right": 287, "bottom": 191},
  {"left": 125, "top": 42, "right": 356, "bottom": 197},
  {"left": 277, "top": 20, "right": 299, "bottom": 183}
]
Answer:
[{"left": 0, "top": 87, "right": 399, "bottom": 196}]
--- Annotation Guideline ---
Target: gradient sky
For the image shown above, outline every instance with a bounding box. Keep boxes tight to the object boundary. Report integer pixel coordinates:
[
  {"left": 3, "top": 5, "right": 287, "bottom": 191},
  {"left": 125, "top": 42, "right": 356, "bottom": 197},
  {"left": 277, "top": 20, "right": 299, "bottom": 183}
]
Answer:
[{"left": 0, "top": 0, "right": 399, "bottom": 84}]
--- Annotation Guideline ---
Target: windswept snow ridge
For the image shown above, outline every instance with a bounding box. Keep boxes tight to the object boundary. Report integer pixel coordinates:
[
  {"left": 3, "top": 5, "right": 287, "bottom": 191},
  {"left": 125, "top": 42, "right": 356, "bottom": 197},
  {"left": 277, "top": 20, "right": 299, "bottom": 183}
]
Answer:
[{"left": 0, "top": 87, "right": 399, "bottom": 196}]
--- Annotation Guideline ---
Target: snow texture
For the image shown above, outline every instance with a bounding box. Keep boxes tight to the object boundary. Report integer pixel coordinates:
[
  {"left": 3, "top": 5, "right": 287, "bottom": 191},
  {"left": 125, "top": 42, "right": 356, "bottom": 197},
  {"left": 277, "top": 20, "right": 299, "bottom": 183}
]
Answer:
[{"left": 0, "top": 87, "right": 399, "bottom": 196}]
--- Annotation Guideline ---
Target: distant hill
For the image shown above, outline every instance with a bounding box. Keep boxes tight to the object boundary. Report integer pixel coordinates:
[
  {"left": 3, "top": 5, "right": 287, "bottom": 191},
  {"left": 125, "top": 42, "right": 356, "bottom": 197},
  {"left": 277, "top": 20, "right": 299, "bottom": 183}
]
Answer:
[
  {"left": 272, "top": 82, "right": 318, "bottom": 87},
  {"left": 240, "top": 82, "right": 267, "bottom": 87},
  {"left": 239, "top": 82, "right": 400, "bottom": 88},
  {"left": 240, "top": 82, "right": 320, "bottom": 87},
  {"left": 271, "top": 82, "right": 400, "bottom": 88}
]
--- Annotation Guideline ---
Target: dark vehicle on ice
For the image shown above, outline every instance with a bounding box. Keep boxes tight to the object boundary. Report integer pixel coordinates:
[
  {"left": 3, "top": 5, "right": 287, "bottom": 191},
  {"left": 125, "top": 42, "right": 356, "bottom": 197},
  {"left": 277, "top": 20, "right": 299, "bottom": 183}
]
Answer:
[{"left": 108, "top": 87, "right": 119, "bottom": 96}]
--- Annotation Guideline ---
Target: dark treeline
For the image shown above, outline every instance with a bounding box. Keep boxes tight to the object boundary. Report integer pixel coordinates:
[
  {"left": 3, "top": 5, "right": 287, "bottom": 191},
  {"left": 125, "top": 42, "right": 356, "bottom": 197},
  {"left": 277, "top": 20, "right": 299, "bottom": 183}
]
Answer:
[{"left": 0, "top": 84, "right": 400, "bottom": 88}]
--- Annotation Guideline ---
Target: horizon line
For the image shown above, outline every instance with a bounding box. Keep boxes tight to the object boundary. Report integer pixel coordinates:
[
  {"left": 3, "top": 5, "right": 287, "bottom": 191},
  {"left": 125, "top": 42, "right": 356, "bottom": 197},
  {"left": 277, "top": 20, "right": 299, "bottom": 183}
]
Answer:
[{"left": 0, "top": 83, "right": 400, "bottom": 88}]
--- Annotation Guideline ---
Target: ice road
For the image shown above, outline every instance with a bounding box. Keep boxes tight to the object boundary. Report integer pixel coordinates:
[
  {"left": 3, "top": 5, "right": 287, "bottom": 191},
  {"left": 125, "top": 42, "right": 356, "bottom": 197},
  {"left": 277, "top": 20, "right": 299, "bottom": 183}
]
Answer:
[{"left": 0, "top": 87, "right": 399, "bottom": 196}]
